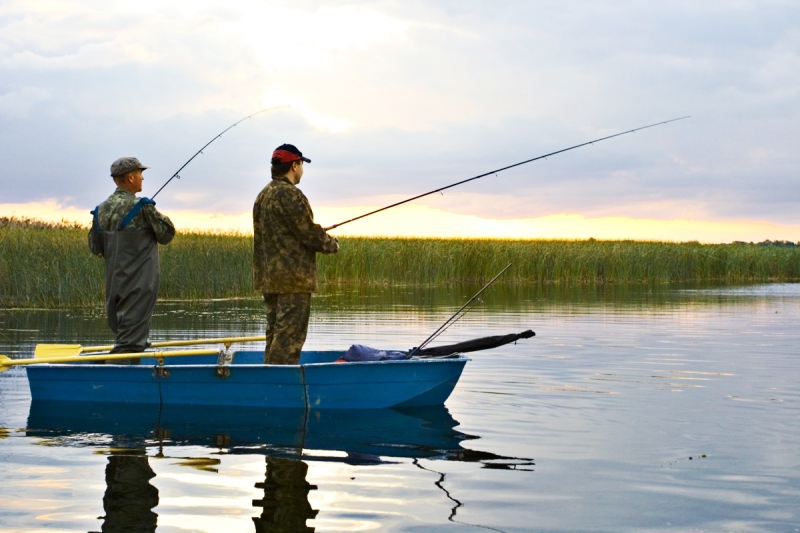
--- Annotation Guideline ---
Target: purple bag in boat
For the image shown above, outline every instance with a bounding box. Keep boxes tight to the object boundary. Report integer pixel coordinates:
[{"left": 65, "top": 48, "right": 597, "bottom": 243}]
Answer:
[{"left": 343, "top": 345, "right": 410, "bottom": 362}]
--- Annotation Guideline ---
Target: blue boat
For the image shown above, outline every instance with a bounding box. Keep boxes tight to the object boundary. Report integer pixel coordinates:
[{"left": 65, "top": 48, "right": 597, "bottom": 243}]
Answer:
[{"left": 25, "top": 350, "right": 469, "bottom": 409}]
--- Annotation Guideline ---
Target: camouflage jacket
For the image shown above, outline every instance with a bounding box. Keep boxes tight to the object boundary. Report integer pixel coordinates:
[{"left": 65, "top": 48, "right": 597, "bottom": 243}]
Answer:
[
  {"left": 253, "top": 177, "right": 338, "bottom": 294},
  {"left": 88, "top": 188, "right": 175, "bottom": 257}
]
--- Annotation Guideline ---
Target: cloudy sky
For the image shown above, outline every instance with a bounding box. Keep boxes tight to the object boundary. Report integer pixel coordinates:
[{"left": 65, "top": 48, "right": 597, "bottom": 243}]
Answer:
[{"left": 1, "top": 0, "right": 798, "bottom": 241}]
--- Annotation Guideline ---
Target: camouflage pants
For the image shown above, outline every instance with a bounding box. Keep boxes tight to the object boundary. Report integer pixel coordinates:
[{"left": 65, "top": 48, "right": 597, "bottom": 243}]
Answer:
[{"left": 263, "top": 293, "right": 311, "bottom": 365}]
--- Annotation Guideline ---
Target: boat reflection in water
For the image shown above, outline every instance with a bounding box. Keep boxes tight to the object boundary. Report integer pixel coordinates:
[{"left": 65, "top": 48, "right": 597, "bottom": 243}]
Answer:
[{"left": 27, "top": 401, "right": 532, "bottom": 532}]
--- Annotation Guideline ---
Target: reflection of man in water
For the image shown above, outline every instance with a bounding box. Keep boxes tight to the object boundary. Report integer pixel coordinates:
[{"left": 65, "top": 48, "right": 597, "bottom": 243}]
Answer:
[
  {"left": 92, "top": 451, "right": 159, "bottom": 533},
  {"left": 252, "top": 457, "right": 318, "bottom": 532}
]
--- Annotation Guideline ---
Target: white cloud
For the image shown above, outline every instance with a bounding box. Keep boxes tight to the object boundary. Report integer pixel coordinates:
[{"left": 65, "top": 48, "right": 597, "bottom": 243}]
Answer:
[
  {"left": 0, "top": 86, "right": 52, "bottom": 117},
  {"left": 241, "top": 4, "right": 411, "bottom": 69},
  {"left": 262, "top": 93, "right": 352, "bottom": 134},
  {"left": 1, "top": 1, "right": 800, "bottom": 233}
]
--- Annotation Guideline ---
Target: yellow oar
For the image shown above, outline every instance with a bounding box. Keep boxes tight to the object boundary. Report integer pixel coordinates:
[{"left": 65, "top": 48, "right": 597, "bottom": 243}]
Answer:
[
  {"left": 34, "top": 335, "right": 266, "bottom": 359},
  {"left": 1, "top": 348, "right": 220, "bottom": 371}
]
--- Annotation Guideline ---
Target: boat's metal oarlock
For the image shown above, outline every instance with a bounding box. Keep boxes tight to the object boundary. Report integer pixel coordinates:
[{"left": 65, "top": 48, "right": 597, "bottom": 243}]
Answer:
[
  {"left": 215, "top": 347, "right": 233, "bottom": 378},
  {"left": 216, "top": 347, "right": 233, "bottom": 366}
]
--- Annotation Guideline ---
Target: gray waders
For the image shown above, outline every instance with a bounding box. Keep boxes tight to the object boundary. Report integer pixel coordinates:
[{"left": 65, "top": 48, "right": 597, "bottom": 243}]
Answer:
[{"left": 102, "top": 229, "right": 160, "bottom": 357}]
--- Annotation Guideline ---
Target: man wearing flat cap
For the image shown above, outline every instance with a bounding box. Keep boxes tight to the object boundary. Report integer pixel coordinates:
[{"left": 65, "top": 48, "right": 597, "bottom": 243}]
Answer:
[
  {"left": 89, "top": 157, "right": 175, "bottom": 359},
  {"left": 253, "top": 143, "right": 339, "bottom": 364}
]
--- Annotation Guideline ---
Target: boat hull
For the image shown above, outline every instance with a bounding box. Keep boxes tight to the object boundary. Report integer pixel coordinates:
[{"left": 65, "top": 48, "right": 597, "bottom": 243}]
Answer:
[{"left": 25, "top": 350, "right": 468, "bottom": 409}]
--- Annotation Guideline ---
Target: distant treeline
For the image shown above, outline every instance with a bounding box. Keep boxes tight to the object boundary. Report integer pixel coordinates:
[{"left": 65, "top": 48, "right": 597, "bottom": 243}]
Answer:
[{"left": 1, "top": 216, "right": 799, "bottom": 308}]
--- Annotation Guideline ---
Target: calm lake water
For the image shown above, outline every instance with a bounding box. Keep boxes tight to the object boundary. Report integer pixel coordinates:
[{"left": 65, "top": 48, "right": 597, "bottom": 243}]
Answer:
[{"left": 1, "top": 283, "right": 799, "bottom": 532}]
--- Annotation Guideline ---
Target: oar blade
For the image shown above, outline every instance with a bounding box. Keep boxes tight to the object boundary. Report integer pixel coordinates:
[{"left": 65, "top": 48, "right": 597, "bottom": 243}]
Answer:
[
  {"left": 0, "top": 355, "right": 14, "bottom": 372},
  {"left": 34, "top": 344, "right": 84, "bottom": 359}
]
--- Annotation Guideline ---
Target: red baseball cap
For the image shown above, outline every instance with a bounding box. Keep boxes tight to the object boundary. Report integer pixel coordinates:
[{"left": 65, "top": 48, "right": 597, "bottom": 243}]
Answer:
[{"left": 271, "top": 143, "right": 311, "bottom": 164}]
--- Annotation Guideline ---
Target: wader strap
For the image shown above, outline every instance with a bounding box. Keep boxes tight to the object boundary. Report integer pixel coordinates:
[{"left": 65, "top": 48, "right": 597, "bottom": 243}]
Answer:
[
  {"left": 91, "top": 206, "right": 102, "bottom": 232},
  {"left": 119, "top": 197, "right": 156, "bottom": 230}
]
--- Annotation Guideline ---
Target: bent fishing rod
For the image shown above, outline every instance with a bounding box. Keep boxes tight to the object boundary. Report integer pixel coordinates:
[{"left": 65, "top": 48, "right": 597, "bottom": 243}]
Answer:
[
  {"left": 326, "top": 116, "right": 690, "bottom": 231},
  {"left": 150, "top": 105, "right": 287, "bottom": 200}
]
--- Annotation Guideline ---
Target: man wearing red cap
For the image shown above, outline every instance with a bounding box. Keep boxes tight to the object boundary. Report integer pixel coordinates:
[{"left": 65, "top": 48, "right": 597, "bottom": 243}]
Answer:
[{"left": 253, "top": 143, "right": 339, "bottom": 364}]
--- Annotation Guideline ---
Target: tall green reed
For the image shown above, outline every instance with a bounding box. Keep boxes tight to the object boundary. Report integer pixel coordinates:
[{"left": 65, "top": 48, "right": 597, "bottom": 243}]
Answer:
[
  {"left": 320, "top": 238, "right": 800, "bottom": 285},
  {"left": 1, "top": 218, "right": 798, "bottom": 308}
]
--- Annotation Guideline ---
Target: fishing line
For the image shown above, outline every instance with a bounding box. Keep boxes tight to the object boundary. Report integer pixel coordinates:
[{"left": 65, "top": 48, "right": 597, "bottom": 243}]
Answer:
[
  {"left": 412, "top": 459, "right": 508, "bottom": 533},
  {"left": 150, "top": 105, "right": 288, "bottom": 200},
  {"left": 326, "top": 116, "right": 690, "bottom": 230}
]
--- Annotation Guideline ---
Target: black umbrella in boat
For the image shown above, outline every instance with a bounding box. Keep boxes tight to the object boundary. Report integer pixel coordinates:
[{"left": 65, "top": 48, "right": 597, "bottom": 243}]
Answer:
[{"left": 412, "top": 330, "right": 535, "bottom": 357}]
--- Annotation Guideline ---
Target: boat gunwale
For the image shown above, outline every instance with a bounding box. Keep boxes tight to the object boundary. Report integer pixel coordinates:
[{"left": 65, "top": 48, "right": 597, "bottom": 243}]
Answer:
[{"left": 25, "top": 354, "right": 471, "bottom": 369}]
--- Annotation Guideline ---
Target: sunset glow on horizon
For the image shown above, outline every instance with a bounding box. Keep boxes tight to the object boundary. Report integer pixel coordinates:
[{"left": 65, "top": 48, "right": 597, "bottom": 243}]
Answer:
[{"left": 3, "top": 201, "right": 797, "bottom": 244}]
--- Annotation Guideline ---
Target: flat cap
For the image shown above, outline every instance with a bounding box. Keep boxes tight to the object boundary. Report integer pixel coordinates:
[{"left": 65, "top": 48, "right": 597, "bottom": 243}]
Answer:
[{"left": 110, "top": 157, "right": 148, "bottom": 177}]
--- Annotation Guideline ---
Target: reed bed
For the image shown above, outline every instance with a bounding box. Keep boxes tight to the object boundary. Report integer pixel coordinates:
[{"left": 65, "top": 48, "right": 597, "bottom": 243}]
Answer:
[
  {"left": 324, "top": 238, "right": 800, "bottom": 285},
  {"left": 158, "top": 231, "right": 252, "bottom": 300},
  {"left": 0, "top": 218, "right": 103, "bottom": 308},
  {"left": 1, "top": 217, "right": 798, "bottom": 308}
]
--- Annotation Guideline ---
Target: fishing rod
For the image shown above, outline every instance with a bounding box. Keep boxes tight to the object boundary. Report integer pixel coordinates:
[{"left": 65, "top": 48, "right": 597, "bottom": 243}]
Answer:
[
  {"left": 325, "top": 116, "right": 690, "bottom": 231},
  {"left": 410, "top": 263, "right": 512, "bottom": 355},
  {"left": 150, "top": 106, "right": 287, "bottom": 200}
]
